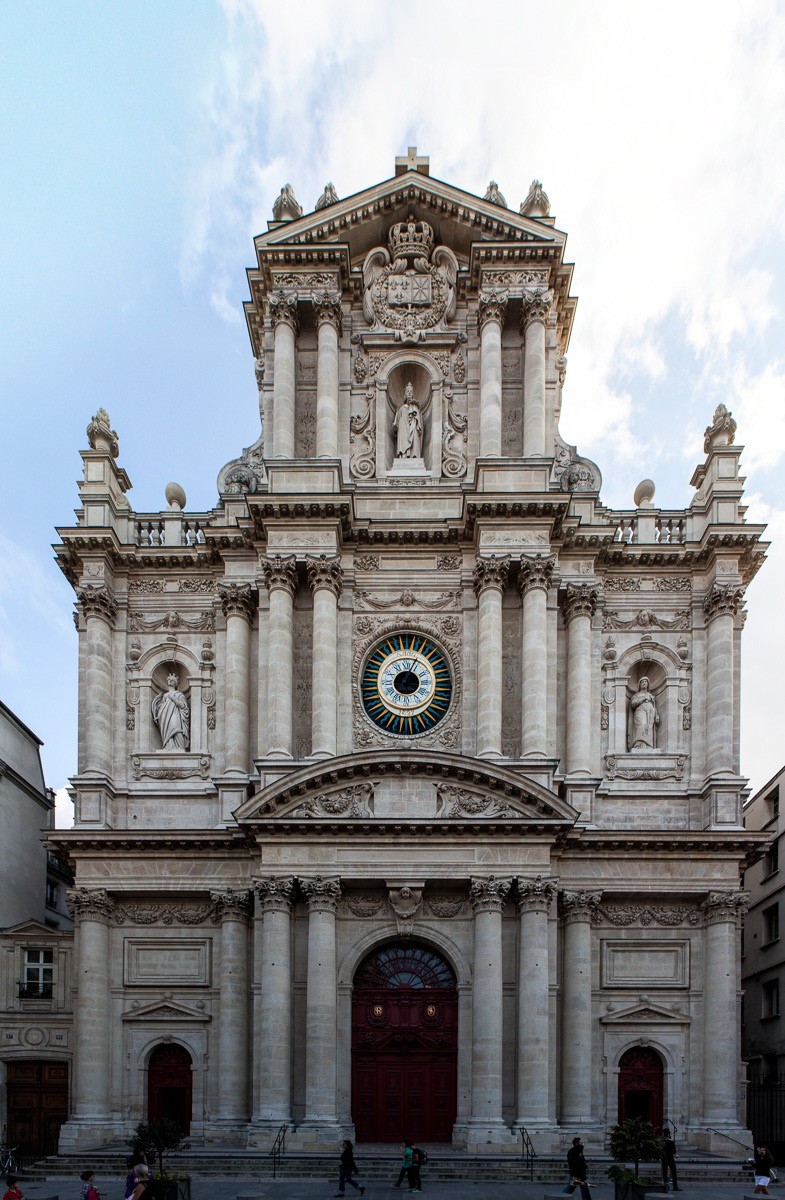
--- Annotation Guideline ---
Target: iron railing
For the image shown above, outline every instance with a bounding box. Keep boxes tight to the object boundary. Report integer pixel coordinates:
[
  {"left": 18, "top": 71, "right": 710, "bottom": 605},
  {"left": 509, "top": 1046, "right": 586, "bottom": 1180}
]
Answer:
[
  {"left": 269, "top": 1123, "right": 288, "bottom": 1178},
  {"left": 519, "top": 1125, "right": 536, "bottom": 1181}
]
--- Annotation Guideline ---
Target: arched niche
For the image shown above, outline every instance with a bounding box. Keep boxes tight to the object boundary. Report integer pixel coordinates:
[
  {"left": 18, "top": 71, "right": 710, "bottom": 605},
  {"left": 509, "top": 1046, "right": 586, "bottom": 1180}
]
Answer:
[
  {"left": 373, "top": 349, "right": 445, "bottom": 479},
  {"left": 126, "top": 639, "right": 214, "bottom": 757},
  {"left": 603, "top": 637, "right": 691, "bottom": 758}
]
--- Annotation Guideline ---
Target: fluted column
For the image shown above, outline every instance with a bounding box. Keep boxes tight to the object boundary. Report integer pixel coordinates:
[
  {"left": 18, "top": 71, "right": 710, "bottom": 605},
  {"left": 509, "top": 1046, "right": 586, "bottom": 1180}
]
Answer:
[
  {"left": 306, "top": 555, "right": 342, "bottom": 758},
  {"left": 469, "top": 876, "right": 511, "bottom": 1133},
  {"left": 521, "top": 289, "right": 552, "bottom": 457},
  {"left": 269, "top": 291, "right": 298, "bottom": 458},
  {"left": 473, "top": 556, "right": 510, "bottom": 759},
  {"left": 68, "top": 889, "right": 114, "bottom": 1120},
  {"left": 254, "top": 879, "right": 295, "bottom": 1123},
  {"left": 477, "top": 290, "right": 508, "bottom": 457},
  {"left": 261, "top": 555, "right": 298, "bottom": 759},
  {"left": 560, "top": 890, "right": 601, "bottom": 1123},
  {"left": 77, "top": 586, "right": 116, "bottom": 775},
  {"left": 218, "top": 583, "right": 256, "bottom": 774},
  {"left": 701, "top": 890, "right": 748, "bottom": 1123},
  {"left": 300, "top": 876, "right": 341, "bottom": 1130},
  {"left": 313, "top": 291, "right": 341, "bottom": 458},
  {"left": 516, "top": 877, "right": 557, "bottom": 1127},
  {"left": 703, "top": 585, "right": 743, "bottom": 776},
  {"left": 518, "top": 555, "right": 555, "bottom": 757},
  {"left": 212, "top": 889, "right": 252, "bottom": 1122},
  {"left": 561, "top": 584, "right": 599, "bottom": 776}
]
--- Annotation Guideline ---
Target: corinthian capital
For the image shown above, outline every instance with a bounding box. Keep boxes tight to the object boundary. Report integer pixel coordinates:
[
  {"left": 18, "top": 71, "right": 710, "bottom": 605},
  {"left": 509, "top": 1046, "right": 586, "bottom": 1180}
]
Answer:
[
  {"left": 211, "top": 888, "right": 252, "bottom": 923},
  {"left": 560, "top": 890, "right": 602, "bottom": 923},
  {"left": 518, "top": 553, "right": 556, "bottom": 594},
  {"left": 561, "top": 583, "right": 599, "bottom": 623},
  {"left": 67, "top": 887, "right": 114, "bottom": 923},
  {"left": 76, "top": 585, "right": 117, "bottom": 625},
  {"left": 255, "top": 877, "right": 296, "bottom": 913},
  {"left": 473, "top": 554, "right": 510, "bottom": 596},
  {"left": 300, "top": 875, "right": 341, "bottom": 913},
  {"left": 268, "top": 290, "right": 299, "bottom": 332},
  {"left": 477, "top": 288, "right": 508, "bottom": 332},
  {"left": 516, "top": 876, "right": 558, "bottom": 914},
  {"left": 521, "top": 288, "right": 553, "bottom": 329},
  {"left": 218, "top": 582, "right": 257, "bottom": 622},
  {"left": 702, "top": 889, "right": 748, "bottom": 926},
  {"left": 703, "top": 584, "right": 744, "bottom": 623},
  {"left": 312, "top": 290, "right": 343, "bottom": 333},
  {"left": 469, "top": 876, "right": 511, "bottom": 913},
  {"left": 261, "top": 555, "right": 298, "bottom": 597},
  {"left": 306, "top": 554, "right": 343, "bottom": 597}
]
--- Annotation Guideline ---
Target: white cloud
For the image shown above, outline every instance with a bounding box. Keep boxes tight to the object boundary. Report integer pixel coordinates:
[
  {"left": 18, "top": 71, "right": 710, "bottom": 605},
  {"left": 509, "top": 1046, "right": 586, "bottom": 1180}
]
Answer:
[
  {"left": 54, "top": 786, "right": 74, "bottom": 830},
  {"left": 0, "top": 534, "right": 72, "bottom": 675},
  {"left": 726, "top": 361, "right": 785, "bottom": 475}
]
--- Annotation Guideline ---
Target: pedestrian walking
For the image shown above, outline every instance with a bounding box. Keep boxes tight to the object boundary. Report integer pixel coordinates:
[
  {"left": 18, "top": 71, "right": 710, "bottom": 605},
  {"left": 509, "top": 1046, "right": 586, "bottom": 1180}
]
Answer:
[
  {"left": 79, "top": 1171, "right": 104, "bottom": 1200},
  {"left": 409, "top": 1147, "right": 427, "bottom": 1193},
  {"left": 393, "top": 1141, "right": 414, "bottom": 1189},
  {"left": 660, "top": 1133, "right": 679, "bottom": 1191},
  {"left": 2, "top": 1177, "right": 23, "bottom": 1200},
  {"left": 129, "top": 1165, "right": 152, "bottom": 1200},
  {"left": 753, "top": 1144, "right": 776, "bottom": 1196},
  {"left": 335, "top": 1139, "right": 365, "bottom": 1198},
  {"left": 125, "top": 1163, "right": 147, "bottom": 1200},
  {"left": 563, "top": 1137, "right": 592, "bottom": 1200}
]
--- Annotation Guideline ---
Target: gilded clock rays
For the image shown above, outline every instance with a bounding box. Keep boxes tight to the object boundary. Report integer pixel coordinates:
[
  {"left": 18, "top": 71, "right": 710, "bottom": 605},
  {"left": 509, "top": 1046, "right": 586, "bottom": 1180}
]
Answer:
[{"left": 361, "top": 633, "right": 452, "bottom": 735}]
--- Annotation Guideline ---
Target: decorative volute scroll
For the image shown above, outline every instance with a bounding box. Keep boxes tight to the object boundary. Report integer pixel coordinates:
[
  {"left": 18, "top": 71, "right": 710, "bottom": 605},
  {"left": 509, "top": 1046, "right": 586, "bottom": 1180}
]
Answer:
[
  {"left": 254, "top": 877, "right": 296, "bottom": 913},
  {"left": 521, "top": 288, "right": 553, "bottom": 329},
  {"left": 218, "top": 582, "right": 257, "bottom": 622},
  {"left": 520, "top": 179, "right": 551, "bottom": 218},
  {"left": 300, "top": 875, "right": 342, "bottom": 912},
  {"left": 703, "top": 584, "right": 744, "bottom": 623},
  {"left": 560, "top": 890, "right": 602, "bottom": 923},
  {"left": 67, "top": 887, "right": 114, "bottom": 922},
  {"left": 473, "top": 554, "right": 511, "bottom": 595},
  {"left": 704, "top": 402, "right": 737, "bottom": 452},
  {"left": 210, "top": 888, "right": 252, "bottom": 923},
  {"left": 561, "top": 583, "right": 600, "bottom": 623},
  {"left": 268, "top": 290, "right": 299, "bottom": 331},
  {"left": 76, "top": 584, "right": 117, "bottom": 624},
  {"left": 701, "top": 889, "right": 749, "bottom": 926},
  {"left": 388, "top": 884, "right": 423, "bottom": 936},
  {"left": 477, "top": 288, "right": 509, "bottom": 331},
  {"left": 350, "top": 389, "right": 376, "bottom": 478},
  {"left": 516, "top": 876, "right": 558, "bottom": 914},
  {"left": 86, "top": 407, "right": 119, "bottom": 457},
  {"left": 518, "top": 553, "right": 556, "bottom": 594},
  {"left": 442, "top": 391, "right": 468, "bottom": 478},
  {"left": 306, "top": 554, "right": 343, "bottom": 597},
  {"left": 260, "top": 555, "right": 298, "bottom": 597},
  {"left": 361, "top": 214, "right": 458, "bottom": 337},
  {"left": 285, "top": 783, "right": 374, "bottom": 819},
  {"left": 469, "top": 876, "right": 511, "bottom": 913}
]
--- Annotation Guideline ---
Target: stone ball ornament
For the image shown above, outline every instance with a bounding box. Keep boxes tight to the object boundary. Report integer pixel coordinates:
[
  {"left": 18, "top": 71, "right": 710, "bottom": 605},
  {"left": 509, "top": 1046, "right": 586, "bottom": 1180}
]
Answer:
[
  {"left": 165, "top": 482, "right": 187, "bottom": 510},
  {"left": 360, "top": 632, "right": 453, "bottom": 736}
]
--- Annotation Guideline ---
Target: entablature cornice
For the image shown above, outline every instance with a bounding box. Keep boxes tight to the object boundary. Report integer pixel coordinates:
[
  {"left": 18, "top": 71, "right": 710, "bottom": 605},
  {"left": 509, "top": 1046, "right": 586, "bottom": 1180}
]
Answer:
[
  {"left": 46, "top": 829, "right": 251, "bottom": 865},
  {"left": 560, "top": 829, "right": 769, "bottom": 868}
]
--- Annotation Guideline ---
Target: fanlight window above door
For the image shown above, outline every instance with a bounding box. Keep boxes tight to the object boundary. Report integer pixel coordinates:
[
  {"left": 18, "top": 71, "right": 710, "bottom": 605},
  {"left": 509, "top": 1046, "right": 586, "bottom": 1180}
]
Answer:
[{"left": 354, "top": 943, "right": 456, "bottom": 989}]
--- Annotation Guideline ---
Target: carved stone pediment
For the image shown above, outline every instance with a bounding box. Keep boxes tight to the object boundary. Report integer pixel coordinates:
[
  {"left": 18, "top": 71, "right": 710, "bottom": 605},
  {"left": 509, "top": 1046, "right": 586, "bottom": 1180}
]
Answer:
[
  {"left": 121, "top": 998, "right": 210, "bottom": 1023},
  {"left": 601, "top": 998, "right": 690, "bottom": 1025}
]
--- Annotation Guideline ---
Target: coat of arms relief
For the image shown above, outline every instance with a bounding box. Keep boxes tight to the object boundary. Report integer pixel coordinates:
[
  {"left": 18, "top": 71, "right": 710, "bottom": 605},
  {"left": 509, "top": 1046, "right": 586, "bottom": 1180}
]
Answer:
[{"left": 362, "top": 214, "right": 459, "bottom": 339}]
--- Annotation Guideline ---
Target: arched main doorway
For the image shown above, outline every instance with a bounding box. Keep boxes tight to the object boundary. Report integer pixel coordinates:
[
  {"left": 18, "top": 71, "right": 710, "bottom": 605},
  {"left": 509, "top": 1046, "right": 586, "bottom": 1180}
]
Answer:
[
  {"left": 352, "top": 943, "right": 458, "bottom": 1143},
  {"left": 147, "top": 1044, "right": 192, "bottom": 1134},
  {"left": 618, "top": 1046, "right": 664, "bottom": 1129}
]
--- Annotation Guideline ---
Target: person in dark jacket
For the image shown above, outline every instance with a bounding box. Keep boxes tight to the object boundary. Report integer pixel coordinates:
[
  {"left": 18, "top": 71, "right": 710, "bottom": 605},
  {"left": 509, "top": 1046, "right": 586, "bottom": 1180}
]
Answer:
[
  {"left": 564, "top": 1137, "right": 592, "bottom": 1199},
  {"left": 753, "top": 1144, "right": 775, "bottom": 1196},
  {"left": 660, "top": 1133, "right": 680, "bottom": 1191},
  {"left": 335, "top": 1140, "right": 365, "bottom": 1198}
]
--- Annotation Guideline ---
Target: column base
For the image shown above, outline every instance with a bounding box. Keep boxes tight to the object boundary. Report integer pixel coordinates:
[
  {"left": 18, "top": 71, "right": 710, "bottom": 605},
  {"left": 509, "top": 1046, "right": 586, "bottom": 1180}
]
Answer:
[
  {"left": 512, "top": 1120, "right": 561, "bottom": 1154},
  {"left": 202, "top": 1119, "right": 251, "bottom": 1145},
  {"left": 691, "top": 1123, "right": 753, "bottom": 1156},
  {"left": 246, "top": 1119, "right": 293, "bottom": 1149},
  {"left": 59, "top": 1117, "right": 126, "bottom": 1152},
  {"left": 286, "top": 1120, "right": 344, "bottom": 1150},
  {"left": 459, "top": 1120, "right": 519, "bottom": 1153}
]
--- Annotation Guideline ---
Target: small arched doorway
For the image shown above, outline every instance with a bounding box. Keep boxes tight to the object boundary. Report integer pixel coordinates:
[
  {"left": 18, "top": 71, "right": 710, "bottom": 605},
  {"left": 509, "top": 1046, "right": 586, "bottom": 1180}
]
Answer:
[
  {"left": 148, "top": 1044, "right": 192, "bottom": 1134},
  {"left": 352, "top": 943, "right": 458, "bottom": 1143},
  {"left": 618, "top": 1046, "right": 664, "bottom": 1129}
]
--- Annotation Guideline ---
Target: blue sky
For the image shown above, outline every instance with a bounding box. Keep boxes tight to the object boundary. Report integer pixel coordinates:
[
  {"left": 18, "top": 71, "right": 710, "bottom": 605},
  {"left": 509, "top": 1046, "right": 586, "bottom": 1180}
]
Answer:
[{"left": 2, "top": 1, "right": 784, "bottom": 819}]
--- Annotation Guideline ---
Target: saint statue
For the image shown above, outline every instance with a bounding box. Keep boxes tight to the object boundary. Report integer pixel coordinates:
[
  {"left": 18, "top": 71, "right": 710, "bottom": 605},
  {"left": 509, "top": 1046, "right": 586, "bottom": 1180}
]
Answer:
[
  {"left": 629, "top": 675, "right": 659, "bottom": 749},
  {"left": 393, "top": 383, "right": 423, "bottom": 459},
  {"left": 152, "top": 671, "right": 190, "bottom": 750}
]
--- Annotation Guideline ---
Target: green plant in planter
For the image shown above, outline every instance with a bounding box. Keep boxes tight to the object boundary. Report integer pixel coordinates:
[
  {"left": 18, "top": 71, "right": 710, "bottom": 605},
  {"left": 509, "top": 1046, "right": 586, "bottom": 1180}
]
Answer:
[
  {"left": 129, "top": 1119, "right": 187, "bottom": 1178},
  {"left": 607, "top": 1162, "right": 647, "bottom": 1198},
  {"left": 608, "top": 1117, "right": 665, "bottom": 1177}
]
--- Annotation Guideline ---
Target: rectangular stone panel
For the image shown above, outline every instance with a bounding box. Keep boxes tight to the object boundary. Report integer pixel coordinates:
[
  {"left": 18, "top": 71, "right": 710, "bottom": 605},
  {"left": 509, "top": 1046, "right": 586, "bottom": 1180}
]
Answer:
[
  {"left": 123, "top": 939, "right": 212, "bottom": 987},
  {"left": 601, "top": 939, "right": 690, "bottom": 988}
]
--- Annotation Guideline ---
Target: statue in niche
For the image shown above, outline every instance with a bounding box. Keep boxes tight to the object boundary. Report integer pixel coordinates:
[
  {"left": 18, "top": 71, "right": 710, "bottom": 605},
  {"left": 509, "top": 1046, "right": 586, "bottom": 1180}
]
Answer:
[
  {"left": 393, "top": 383, "right": 423, "bottom": 458},
  {"left": 152, "top": 671, "right": 190, "bottom": 750},
  {"left": 628, "top": 676, "right": 659, "bottom": 750}
]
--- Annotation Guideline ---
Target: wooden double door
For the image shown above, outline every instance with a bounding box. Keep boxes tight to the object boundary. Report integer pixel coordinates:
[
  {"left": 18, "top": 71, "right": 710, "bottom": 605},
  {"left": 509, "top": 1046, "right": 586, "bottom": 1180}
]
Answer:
[
  {"left": 6, "top": 1061, "right": 69, "bottom": 1157},
  {"left": 618, "top": 1046, "right": 664, "bottom": 1129}
]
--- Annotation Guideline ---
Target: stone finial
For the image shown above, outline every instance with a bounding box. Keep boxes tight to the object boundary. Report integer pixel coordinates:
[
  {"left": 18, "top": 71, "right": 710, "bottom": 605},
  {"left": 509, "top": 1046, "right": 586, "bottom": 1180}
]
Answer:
[
  {"left": 272, "top": 183, "right": 303, "bottom": 222},
  {"left": 484, "top": 180, "right": 507, "bottom": 208},
  {"left": 86, "top": 408, "right": 119, "bottom": 458},
  {"left": 315, "top": 182, "right": 339, "bottom": 210},
  {"left": 165, "top": 482, "right": 186, "bottom": 510},
  {"left": 520, "top": 180, "right": 551, "bottom": 218},
  {"left": 703, "top": 403, "right": 737, "bottom": 453},
  {"left": 633, "top": 479, "right": 655, "bottom": 508}
]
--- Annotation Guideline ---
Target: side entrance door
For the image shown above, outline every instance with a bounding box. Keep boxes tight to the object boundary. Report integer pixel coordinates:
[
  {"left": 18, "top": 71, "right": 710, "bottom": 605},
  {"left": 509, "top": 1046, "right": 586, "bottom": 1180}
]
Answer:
[{"left": 6, "top": 1061, "right": 69, "bottom": 1156}]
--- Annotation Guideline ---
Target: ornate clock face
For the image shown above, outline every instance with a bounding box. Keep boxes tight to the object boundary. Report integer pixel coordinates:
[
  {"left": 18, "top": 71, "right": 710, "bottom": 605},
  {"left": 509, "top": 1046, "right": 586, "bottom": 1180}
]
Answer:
[{"left": 361, "top": 632, "right": 452, "bottom": 736}]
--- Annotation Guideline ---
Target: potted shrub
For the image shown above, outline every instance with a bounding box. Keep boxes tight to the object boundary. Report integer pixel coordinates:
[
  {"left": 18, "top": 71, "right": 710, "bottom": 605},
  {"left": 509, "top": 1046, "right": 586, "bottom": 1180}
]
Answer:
[
  {"left": 128, "top": 1119, "right": 191, "bottom": 1200},
  {"left": 606, "top": 1118, "right": 665, "bottom": 1200}
]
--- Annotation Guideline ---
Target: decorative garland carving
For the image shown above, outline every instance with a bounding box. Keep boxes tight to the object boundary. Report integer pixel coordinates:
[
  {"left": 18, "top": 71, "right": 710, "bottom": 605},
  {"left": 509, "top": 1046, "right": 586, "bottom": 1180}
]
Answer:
[
  {"left": 129, "top": 611, "right": 214, "bottom": 633},
  {"left": 345, "top": 895, "right": 386, "bottom": 918},
  {"left": 605, "top": 755, "right": 686, "bottom": 782},
  {"left": 350, "top": 389, "right": 376, "bottom": 479},
  {"left": 424, "top": 895, "right": 467, "bottom": 918},
  {"left": 114, "top": 901, "right": 217, "bottom": 926},
  {"left": 594, "top": 904, "right": 701, "bottom": 927},
  {"left": 435, "top": 783, "right": 518, "bottom": 819},
  {"left": 355, "top": 589, "right": 459, "bottom": 610},
  {"left": 603, "top": 608, "right": 689, "bottom": 632}
]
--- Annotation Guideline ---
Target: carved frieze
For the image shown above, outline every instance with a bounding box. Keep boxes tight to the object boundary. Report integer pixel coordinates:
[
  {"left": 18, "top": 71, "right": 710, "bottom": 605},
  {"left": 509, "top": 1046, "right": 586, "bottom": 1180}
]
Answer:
[
  {"left": 605, "top": 754, "right": 686, "bottom": 782},
  {"left": 132, "top": 755, "right": 211, "bottom": 781},
  {"left": 355, "top": 555, "right": 381, "bottom": 572},
  {"left": 115, "top": 901, "right": 217, "bottom": 926},
  {"left": 355, "top": 589, "right": 460, "bottom": 611},
  {"left": 435, "top": 783, "right": 519, "bottom": 819},
  {"left": 436, "top": 555, "right": 461, "bottom": 571},
  {"left": 344, "top": 895, "right": 386, "bottom": 918},
  {"left": 594, "top": 904, "right": 701, "bottom": 927},
  {"left": 424, "top": 895, "right": 467, "bottom": 918},
  {"left": 603, "top": 608, "right": 690, "bottom": 632},
  {"left": 128, "top": 611, "right": 215, "bottom": 633},
  {"left": 287, "top": 783, "right": 374, "bottom": 819}
]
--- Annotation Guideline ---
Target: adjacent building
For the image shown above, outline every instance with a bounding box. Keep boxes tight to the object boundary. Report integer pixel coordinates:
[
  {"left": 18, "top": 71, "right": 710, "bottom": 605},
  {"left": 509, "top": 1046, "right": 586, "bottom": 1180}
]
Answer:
[{"left": 50, "top": 150, "right": 768, "bottom": 1155}]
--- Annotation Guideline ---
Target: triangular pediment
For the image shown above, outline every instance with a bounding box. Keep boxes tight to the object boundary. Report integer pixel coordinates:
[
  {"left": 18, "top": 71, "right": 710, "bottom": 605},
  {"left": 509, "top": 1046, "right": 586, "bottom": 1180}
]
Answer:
[
  {"left": 122, "top": 999, "right": 210, "bottom": 1023},
  {"left": 601, "top": 999, "right": 690, "bottom": 1025},
  {"left": 0, "top": 919, "right": 69, "bottom": 940}
]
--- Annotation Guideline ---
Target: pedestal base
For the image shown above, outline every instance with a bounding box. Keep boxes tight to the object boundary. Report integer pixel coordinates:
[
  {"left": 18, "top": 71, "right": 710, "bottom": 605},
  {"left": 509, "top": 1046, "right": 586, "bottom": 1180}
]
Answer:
[
  {"left": 58, "top": 1117, "right": 126, "bottom": 1152},
  {"left": 286, "top": 1121, "right": 344, "bottom": 1150},
  {"left": 388, "top": 458, "right": 428, "bottom": 478},
  {"left": 458, "top": 1121, "right": 520, "bottom": 1153}
]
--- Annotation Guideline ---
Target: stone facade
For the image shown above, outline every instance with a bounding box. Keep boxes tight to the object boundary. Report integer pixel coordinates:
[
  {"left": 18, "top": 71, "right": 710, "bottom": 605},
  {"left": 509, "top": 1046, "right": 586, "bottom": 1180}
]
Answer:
[{"left": 50, "top": 152, "right": 769, "bottom": 1155}]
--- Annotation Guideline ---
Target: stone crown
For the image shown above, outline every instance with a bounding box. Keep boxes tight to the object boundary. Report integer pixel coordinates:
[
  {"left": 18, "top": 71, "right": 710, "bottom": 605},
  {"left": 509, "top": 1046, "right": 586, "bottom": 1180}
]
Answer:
[{"left": 389, "top": 214, "right": 434, "bottom": 261}]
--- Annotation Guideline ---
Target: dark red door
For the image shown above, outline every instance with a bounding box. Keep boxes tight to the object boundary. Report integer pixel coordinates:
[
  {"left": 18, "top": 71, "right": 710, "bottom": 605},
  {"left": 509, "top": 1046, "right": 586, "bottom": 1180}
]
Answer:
[
  {"left": 352, "top": 944, "right": 458, "bottom": 1143},
  {"left": 148, "top": 1044, "right": 192, "bottom": 1134},
  {"left": 618, "top": 1047, "right": 664, "bottom": 1129}
]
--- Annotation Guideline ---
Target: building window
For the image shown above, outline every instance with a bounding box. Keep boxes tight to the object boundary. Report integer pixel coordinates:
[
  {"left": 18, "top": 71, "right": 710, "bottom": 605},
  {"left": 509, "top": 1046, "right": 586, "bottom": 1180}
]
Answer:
[
  {"left": 763, "top": 903, "right": 780, "bottom": 945},
  {"left": 762, "top": 978, "right": 780, "bottom": 1019},
  {"left": 46, "top": 881, "right": 59, "bottom": 910},
  {"left": 765, "top": 840, "right": 780, "bottom": 878},
  {"left": 766, "top": 787, "right": 781, "bottom": 824},
  {"left": 20, "top": 948, "right": 54, "bottom": 999},
  {"left": 764, "top": 1053, "right": 780, "bottom": 1084}
]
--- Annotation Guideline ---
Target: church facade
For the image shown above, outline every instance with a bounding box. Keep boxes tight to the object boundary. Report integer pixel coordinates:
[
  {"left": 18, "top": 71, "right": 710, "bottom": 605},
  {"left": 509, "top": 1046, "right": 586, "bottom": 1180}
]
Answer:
[{"left": 52, "top": 150, "right": 768, "bottom": 1155}]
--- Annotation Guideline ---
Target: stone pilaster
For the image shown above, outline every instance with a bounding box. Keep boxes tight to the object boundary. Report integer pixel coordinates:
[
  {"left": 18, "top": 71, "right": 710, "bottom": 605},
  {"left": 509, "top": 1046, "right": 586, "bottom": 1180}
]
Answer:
[
  {"left": 313, "top": 291, "right": 342, "bottom": 458},
  {"left": 469, "top": 877, "right": 512, "bottom": 1139},
  {"left": 76, "top": 586, "right": 116, "bottom": 776},
  {"left": 701, "top": 890, "right": 748, "bottom": 1124},
  {"left": 559, "top": 890, "right": 601, "bottom": 1124},
  {"left": 211, "top": 889, "right": 252, "bottom": 1123},
  {"left": 521, "top": 289, "right": 552, "bottom": 458},
  {"left": 703, "top": 585, "right": 744, "bottom": 776},
  {"left": 518, "top": 555, "right": 555, "bottom": 757},
  {"left": 253, "top": 878, "right": 296, "bottom": 1126},
  {"left": 516, "top": 877, "right": 557, "bottom": 1128},
  {"left": 561, "top": 584, "right": 599, "bottom": 776},
  {"left": 269, "top": 290, "right": 299, "bottom": 458},
  {"left": 477, "top": 289, "right": 508, "bottom": 457},
  {"left": 306, "top": 555, "right": 343, "bottom": 758},
  {"left": 473, "top": 556, "right": 510, "bottom": 759},
  {"left": 67, "top": 889, "right": 114, "bottom": 1125},
  {"left": 300, "top": 876, "right": 342, "bottom": 1136},
  {"left": 218, "top": 583, "right": 256, "bottom": 774},
  {"left": 261, "top": 555, "right": 298, "bottom": 758}
]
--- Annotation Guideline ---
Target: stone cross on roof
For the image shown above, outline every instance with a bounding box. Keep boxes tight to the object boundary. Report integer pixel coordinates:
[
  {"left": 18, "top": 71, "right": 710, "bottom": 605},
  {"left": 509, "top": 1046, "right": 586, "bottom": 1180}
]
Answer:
[{"left": 395, "top": 146, "right": 430, "bottom": 176}]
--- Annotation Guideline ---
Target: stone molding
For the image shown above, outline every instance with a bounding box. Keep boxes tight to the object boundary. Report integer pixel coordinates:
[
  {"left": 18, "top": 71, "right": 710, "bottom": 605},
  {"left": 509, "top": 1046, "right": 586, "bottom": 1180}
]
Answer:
[
  {"left": 473, "top": 554, "right": 510, "bottom": 595},
  {"left": 300, "top": 875, "right": 342, "bottom": 913},
  {"left": 254, "top": 877, "right": 296, "bottom": 914},
  {"left": 518, "top": 553, "right": 556, "bottom": 594},
  {"left": 521, "top": 288, "right": 553, "bottom": 329},
  {"left": 477, "top": 288, "right": 509, "bottom": 331},
  {"left": 210, "top": 888, "right": 252, "bottom": 923},
  {"left": 703, "top": 584, "right": 744, "bottom": 623},
  {"left": 469, "top": 876, "right": 511, "bottom": 913},
  {"left": 218, "top": 582, "right": 257, "bottom": 622},
  {"left": 516, "top": 876, "right": 558, "bottom": 914},
  {"left": 268, "top": 290, "right": 299, "bottom": 332},
  {"left": 67, "top": 887, "right": 114, "bottom": 923},
  {"left": 261, "top": 555, "right": 298, "bottom": 597},
  {"left": 561, "top": 583, "right": 600, "bottom": 623},
  {"left": 312, "top": 290, "right": 342, "bottom": 333},
  {"left": 76, "top": 585, "right": 117, "bottom": 624},
  {"left": 560, "top": 890, "right": 602, "bottom": 923},
  {"left": 305, "top": 554, "right": 343, "bottom": 597},
  {"left": 701, "top": 889, "right": 749, "bottom": 926}
]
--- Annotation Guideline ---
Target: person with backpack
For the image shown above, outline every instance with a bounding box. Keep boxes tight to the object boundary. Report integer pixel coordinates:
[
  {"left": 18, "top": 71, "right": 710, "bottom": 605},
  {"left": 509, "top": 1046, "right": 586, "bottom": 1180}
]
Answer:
[
  {"left": 393, "top": 1141, "right": 414, "bottom": 1189},
  {"left": 409, "top": 1147, "right": 427, "bottom": 1192}
]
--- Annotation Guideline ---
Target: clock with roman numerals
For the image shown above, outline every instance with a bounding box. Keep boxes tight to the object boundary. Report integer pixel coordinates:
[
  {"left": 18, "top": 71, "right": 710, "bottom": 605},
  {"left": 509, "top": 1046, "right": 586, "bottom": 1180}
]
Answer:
[{"left": 360, "top": 632, "right": 452, "bottom": 736}]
